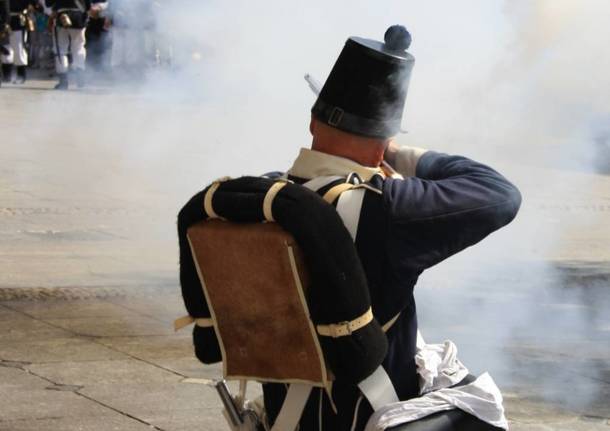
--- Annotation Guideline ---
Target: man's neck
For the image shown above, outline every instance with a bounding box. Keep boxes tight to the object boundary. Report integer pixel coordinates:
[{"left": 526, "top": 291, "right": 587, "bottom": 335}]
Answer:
[
  {"left": 287, "top": 148, "right": 383, "bottom": 181},
  {"left": 311, "top": 140, "right": 385, "bottom": 167}
]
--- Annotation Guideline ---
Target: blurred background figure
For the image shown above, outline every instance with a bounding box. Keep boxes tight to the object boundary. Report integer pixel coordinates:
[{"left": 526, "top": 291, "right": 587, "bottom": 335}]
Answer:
[
  {"left": 107, "top": 0, "right": 158, "bottom": 82},
  {"left": 46, "top": 0, "right": 91, "bottom": 90},
  {"left": 1, "top": 0, "right": 36, "bottom": 84},
  {"left": 141, "top": 0, "right": 167, "bottom": 69},
  {"left": 107, "top": 0, "right": 140, "bottom": 80},
  {"left": 0, "top": 0, "right": 9, "bottom": 66},
  {"left": 0, "top": 0, "right": 7, "bottom": 30},
  {"left": 147, "top": 0, "right": 172, "bottom": 69},
  {"left": 85, "top": 0, "right": 109, "bottom": 74},
  {"left": 28, "top": 0, "right": 54, "bottom": 73},
  {"left": 0, "top": 0, "right": 175, "bottom": 88},
  {"left": 0, "top": 0, "right": 7, "bottom": 87}
]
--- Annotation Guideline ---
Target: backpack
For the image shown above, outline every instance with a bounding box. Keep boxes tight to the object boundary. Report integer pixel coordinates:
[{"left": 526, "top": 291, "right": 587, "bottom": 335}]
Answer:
[{"left": 176, "top": 176, "right": 395, "bottom": 429}]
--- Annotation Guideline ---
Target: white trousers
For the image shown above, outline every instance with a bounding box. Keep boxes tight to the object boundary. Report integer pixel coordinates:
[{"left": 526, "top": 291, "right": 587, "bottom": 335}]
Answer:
[
  {"left": 1, "top": 30, "right": 28, "bottom": 66},
  {"left": 53, "top": 27, "right": 86, "bottom": 73}
]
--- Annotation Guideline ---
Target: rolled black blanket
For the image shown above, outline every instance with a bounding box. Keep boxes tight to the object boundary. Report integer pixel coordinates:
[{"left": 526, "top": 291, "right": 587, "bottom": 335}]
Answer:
[{"left": 178, "top": 176, "right": 388, "bottom": 383}]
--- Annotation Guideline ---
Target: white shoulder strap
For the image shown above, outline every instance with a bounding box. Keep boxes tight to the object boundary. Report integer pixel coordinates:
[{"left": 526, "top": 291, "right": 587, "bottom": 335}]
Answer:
[
  {"left": 335, "top": 188, "right": 366, "bottom": 241},
  {"left": 358, "top": 366, "right": 399, "bottom": 411},
  {"left": 292, "top": 175, "right": 399, "bottom": 421},
  {"left": 271, "top": 384, "right": 313, "bottom": 431},
  {"left": 331, "top": 182, "right": 400, "bottom": 411}
]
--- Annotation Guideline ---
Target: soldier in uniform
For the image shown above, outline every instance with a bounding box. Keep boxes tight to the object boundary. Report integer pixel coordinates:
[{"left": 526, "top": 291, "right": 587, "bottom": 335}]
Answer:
[
  {"left": 257, "top": 26, "right": 522, "bottom": 430},
  {"left": 45, "top": 0, "right": 90, "bottom": 89},
  {"left": 177, "top": 25, "right": 520, "bottom": 431},
  {"left": 1, "top": 0, "right": 36, "bottom": 84},
  {"left": 0, "top": 0, "right": 9, "bottom": 68},
  {"left": 0, "top": 0, "right": 8, "bottom": 87},
  {"left": 0, "top": 0, "right": 7, "bottom": 29},
  {"left": 85, "top": 0, "right": 109, "bottom": 73}
]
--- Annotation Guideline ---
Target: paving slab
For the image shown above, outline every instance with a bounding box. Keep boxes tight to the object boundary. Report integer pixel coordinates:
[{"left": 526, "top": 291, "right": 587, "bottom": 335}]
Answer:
[
  {"left": 27, "top": 358, "right": 181, "bottom": 387},
  {"left": 96, "top": 334, "right": 194, "bottom": 361},
  {"left": 509, "top": 418, "right": 610, "bottom": 431},
  {"left": 107, "top": 294, "right": 186, "bottom": 315},
  {"left": 0, "top": 304, "right": 32, "bottom": 322},
  {"left": 106, "top": 294, "right": 188, "bottom": 324},
  {"left": 0, "top": 337, "right": 127, "bottom": 364},
  {"left": 144, "top": 409, "right": 229, "bottom": 431},
  {"left": 0, "top": 318, "right": 73, "bottom": 342},
  {"left": 0, "top": 415, "right": 155, "bottom": 431},
  {"left": 78, "top": 381, "right": 222, "bottom": 419},
  {"left": 22, "top": 358, "right": 228, "bottom": 427},
  {"left": 505, "top": 395, "right": 610, "bottom": 430},
  {"left": 43, "top": 315, "right": 174, "bottom": 337},
  {"left": 0, "top": 366, "right": 111, "bottom": 422},
  {"left": 154, "top": 356, "right": 223, "bottom": 380},
  {"left": 5, "top": 299, "right": 135, "bottom": 319}
]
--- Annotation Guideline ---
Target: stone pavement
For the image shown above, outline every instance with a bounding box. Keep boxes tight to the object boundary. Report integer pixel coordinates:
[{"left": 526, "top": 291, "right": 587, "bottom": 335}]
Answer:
[
  {"left": 0, "top": 289, "right": 229, "bottom": 431},
  {"left": 0, "top": 287, "right": 608, "bottom": 431}
]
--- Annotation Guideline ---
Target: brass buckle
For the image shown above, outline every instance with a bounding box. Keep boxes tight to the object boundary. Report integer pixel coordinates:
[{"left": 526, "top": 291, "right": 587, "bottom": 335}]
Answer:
[
  {"left": 328, "top": 107, "right": 344, "bottom": 126},
  {"left": 330, "top": 321, "right": 352, "bottom": 337}
]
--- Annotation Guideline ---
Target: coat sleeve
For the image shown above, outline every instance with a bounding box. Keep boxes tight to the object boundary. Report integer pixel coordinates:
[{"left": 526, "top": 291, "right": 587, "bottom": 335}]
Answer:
[{"left": 383, "top": 151, "right": 522, "bottom": 273}]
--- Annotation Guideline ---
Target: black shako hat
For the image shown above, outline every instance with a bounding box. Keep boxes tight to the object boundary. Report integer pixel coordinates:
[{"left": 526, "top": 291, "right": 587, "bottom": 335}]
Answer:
[{"left": 312, "top": 25, "right": 415, "bottom": 139}]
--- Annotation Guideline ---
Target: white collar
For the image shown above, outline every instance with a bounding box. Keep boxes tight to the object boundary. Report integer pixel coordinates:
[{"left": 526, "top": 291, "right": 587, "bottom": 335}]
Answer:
[{"left": 287, "top": 148, "right": 383, "bottom": 182}]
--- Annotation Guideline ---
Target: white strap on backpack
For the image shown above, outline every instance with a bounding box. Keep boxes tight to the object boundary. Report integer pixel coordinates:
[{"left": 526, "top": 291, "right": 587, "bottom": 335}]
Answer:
[
  {"left": 326, "top": 177, "right": 400, "bottom": 412},
  {"left": 271, "top": 384, "right": 314, "bottom": 431}
]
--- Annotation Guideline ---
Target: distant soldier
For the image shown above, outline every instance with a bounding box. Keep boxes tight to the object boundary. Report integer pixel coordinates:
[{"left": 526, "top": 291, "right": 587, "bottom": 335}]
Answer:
[
  {"left": 0, "top": 1, "right": 9, "bottom": 59},
  {"left": 46, "top": 0, "right": 91, "bottom": 89},
  {"left": 0, "top": 0, "right": 7, "bottom": 27},
  {"left": 0, "top": 0, "right": 8, "bottom": 87},
  {"left": 1, "top": 0, "right": 12, "bottom": 83},
  {"left": 1, "top": 0, "right": 36, "bottom": 84},
  {"left": 85, "top": 0, "right": 109, "bottom": 72},
  {"left": 28, "top": 1, "right": 54, "bottom": 71}
]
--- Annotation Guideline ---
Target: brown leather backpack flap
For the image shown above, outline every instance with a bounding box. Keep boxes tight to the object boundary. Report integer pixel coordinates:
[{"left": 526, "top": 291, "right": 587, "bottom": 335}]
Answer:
[{"left": 187, "top": 220, "right": 328, "bottom": 386}]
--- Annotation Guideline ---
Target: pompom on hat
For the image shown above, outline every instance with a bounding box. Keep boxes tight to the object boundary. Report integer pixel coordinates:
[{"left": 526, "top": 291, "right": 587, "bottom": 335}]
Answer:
[
  {"left": 384, "top": 24, "right": 412, "bottom": 51},
  {"left": 312, "top": 25, "right": 415, "bottom": 139}
]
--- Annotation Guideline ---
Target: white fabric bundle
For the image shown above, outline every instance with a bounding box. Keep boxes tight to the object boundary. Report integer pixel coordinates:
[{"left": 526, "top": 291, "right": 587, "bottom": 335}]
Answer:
[{"left": 365, "top": 333, "right": 509, "bottom": 431}]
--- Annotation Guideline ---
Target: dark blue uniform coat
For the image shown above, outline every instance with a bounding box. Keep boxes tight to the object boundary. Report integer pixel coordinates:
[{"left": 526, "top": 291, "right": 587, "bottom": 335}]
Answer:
[{"left": 262, "top": 148, "right": 522, "bottom": 431}]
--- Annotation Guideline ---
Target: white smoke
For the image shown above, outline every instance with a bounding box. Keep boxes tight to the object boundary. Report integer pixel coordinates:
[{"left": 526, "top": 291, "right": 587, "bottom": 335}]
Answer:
[
  {"left": 410, "top": 0, "right": 610, "bottom": 414},
  {"left": 3, "top": 0, "right": 609, "bottom": 415}
]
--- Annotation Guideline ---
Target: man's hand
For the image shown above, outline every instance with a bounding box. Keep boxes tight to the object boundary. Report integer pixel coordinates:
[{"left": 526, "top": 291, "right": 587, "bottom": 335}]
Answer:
[{"left": 383, "top": 142, "right": 428, "bottom": 177}]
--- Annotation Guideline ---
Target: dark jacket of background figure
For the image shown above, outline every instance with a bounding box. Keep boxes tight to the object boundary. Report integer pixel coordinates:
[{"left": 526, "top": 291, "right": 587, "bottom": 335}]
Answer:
[{"left": 0, "top": 0, "right": 9, "bottom": 28}]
